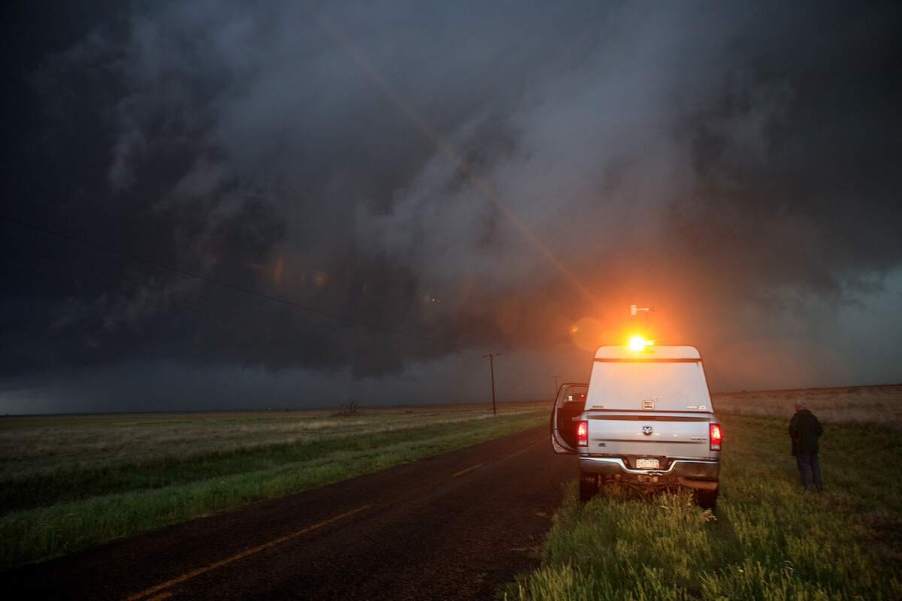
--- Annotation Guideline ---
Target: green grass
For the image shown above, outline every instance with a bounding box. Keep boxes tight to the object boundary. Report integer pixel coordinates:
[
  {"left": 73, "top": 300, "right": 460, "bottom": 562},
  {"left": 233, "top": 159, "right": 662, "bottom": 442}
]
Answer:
[
  {"left": 507, "top": 414, "right": 902, "bottom": 600},
  {"left": 0, "top": 405, "right": 545, "bottom": 569}
]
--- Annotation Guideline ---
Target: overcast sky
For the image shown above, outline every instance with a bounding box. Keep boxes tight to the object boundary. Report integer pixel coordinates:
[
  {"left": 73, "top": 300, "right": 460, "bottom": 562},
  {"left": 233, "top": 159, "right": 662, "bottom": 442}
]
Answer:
[{"left": 2, "top": 1, "right": 901, "bottom": 413}]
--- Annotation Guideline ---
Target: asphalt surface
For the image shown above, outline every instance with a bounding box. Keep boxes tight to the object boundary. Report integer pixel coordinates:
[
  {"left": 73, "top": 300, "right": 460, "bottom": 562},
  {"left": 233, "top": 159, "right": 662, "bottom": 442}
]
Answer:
[{"left": 5, "top": 425, "right": 574, "bottom": 600}]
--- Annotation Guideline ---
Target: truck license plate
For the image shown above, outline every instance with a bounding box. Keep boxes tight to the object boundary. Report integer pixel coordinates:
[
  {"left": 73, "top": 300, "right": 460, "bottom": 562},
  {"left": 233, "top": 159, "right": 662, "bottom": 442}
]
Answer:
[{"left": 636, "top": 458, "right": 660, "bottom": 469}]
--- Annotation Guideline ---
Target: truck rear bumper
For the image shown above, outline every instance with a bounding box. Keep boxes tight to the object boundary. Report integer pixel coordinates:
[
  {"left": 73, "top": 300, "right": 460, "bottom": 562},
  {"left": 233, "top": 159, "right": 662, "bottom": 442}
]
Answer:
[{"left": 579, "top": 456, "right": 719, "bottom": 488}]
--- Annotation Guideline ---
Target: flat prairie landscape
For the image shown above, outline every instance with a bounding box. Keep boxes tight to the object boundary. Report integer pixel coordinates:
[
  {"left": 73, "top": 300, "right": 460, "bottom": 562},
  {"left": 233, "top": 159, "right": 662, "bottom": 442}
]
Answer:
[
  {"left": 0, "top": 403, "right": 545, "bottom": 569},
  {"left": 713, "top": 384, "right": 902, "bottom": 426},
  {"left": 2, "top": 385, "right": 901, "bottom": 601}
]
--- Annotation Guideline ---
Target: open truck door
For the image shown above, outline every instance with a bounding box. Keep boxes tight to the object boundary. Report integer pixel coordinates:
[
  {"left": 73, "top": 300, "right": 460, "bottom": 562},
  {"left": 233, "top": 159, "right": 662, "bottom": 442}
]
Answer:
[{"left": 550, "top": 383, "right": 588, "bottom": 454}]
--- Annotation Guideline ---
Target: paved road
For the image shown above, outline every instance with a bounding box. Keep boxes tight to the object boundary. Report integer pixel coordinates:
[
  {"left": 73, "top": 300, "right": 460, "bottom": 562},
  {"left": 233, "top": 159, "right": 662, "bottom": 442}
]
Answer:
[{"left": 5, "top": 426, "right": 574, "bottom": 600}]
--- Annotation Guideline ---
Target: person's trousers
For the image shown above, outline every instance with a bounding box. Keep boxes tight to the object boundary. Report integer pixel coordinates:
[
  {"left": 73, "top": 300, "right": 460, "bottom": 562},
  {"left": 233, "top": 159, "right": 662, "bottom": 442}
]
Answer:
[{"left": 796, "top": 453, "right": 823, "bottom": 491}]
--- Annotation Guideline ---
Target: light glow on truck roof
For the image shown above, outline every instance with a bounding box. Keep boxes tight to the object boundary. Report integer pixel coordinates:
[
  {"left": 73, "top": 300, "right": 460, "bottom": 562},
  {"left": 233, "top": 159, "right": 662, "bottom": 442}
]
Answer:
[
  {"left": 627, "top": 335, "right": 654, "bottom": 352},
  {"left": 594, "top": 345, "right": 702, "bottom": 360}
]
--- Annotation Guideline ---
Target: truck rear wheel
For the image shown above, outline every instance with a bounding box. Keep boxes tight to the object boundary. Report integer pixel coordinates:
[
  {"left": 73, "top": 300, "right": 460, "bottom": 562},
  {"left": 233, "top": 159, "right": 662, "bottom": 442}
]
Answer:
[
  {"left": 579, "top": 472, "right": 598, "bottom": 502},
  {"left": 695, "top": 487, "right": 718, "bottom": 510}
]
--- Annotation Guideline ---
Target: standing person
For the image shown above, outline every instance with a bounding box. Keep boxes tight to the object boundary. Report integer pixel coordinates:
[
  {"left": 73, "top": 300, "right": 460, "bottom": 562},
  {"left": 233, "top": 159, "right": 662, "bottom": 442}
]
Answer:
[{"left": 789, "top": 402, "right": 824, "bottom": 491}]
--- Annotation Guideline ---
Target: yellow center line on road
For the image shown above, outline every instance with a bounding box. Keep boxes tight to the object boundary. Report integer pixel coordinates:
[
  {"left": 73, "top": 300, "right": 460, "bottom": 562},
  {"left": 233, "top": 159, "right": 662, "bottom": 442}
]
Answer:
[
  {"left": 452, "top": 463, "right": 483, "bottom": 478},
  {"left": 451, "top": 438, "right": 541, "bottom": 479},
  {"left": 498, "top": 439, "right": 539, "bottom": 463},
  {"left": 123, "top": 504, "right": 372, "bottom": 601}
]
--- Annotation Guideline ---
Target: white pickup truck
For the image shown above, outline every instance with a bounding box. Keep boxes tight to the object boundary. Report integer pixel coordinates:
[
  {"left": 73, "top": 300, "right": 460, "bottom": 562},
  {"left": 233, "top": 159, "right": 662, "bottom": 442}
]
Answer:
[{"left": 551, "top": 345, "right": 722, "bottom": 508}]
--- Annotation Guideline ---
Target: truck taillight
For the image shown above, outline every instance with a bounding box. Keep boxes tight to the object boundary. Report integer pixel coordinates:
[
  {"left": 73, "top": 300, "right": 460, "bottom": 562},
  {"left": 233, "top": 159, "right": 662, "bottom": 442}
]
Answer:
[
  {"left": 710, "top": 423, "right": 722, "bottom": 451},
  {"left": 577, "top": 420, "right": 588, "bottom": 447}
]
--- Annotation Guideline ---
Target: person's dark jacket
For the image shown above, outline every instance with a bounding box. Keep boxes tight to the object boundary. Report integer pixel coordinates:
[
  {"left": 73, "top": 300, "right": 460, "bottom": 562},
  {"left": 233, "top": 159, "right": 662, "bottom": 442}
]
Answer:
[{"left": 789, "top": 408, "right": 823, "bottom": 456}]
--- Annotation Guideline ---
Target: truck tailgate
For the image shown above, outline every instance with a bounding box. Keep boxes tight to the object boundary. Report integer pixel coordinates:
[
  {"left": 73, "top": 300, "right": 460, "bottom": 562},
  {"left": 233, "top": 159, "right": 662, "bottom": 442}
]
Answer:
[{"left": 587, "top": 414, "right": 714, "bottom": 460}]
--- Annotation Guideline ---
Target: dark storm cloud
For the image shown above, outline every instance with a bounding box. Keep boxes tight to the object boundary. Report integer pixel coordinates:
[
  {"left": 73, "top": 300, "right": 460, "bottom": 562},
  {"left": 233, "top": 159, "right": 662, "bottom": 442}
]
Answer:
[{"left": 2, "top": 0, "right": 902, "bottom": 408}]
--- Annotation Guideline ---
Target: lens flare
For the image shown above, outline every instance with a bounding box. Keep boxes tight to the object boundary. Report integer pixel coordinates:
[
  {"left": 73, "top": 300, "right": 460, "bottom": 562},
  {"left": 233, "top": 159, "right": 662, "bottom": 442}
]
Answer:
[{"left": 569, "top": 317, "right": 604, "bottom": 352}]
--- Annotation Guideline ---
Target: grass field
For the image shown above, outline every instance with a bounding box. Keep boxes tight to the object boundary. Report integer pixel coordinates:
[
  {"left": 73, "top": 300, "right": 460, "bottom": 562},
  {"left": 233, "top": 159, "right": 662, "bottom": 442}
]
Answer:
[
  {"left": 713, "top": 384, "right": 902, "bottom": 426},
  {"left": 508, "top": 412, "right": 902, "bottom": 600},
  {"left": 0, "top": 403, "right": 545, "bottom": 569}
]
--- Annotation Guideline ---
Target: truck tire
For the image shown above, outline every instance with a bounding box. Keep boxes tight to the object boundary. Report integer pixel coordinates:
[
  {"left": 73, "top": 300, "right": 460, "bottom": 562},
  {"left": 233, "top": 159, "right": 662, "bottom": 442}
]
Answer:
[
  {"left": 695, "top": 487, "right": 718, "bottom": 510},
  {"left": 579, "top": 472, "right": 598, "bottom": 502}
]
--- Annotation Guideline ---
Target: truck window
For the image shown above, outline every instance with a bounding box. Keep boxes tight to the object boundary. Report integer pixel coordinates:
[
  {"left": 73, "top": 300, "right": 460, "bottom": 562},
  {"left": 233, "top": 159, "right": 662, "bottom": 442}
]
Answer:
[{"left": 587, "top": 360, "right": 712, "bottom": 412}]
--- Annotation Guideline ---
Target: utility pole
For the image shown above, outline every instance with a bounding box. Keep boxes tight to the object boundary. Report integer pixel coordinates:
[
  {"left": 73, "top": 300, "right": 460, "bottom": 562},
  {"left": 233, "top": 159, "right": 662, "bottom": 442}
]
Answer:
[{"left": 482, "top": 353, "right": 501, "bottom": 415}]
